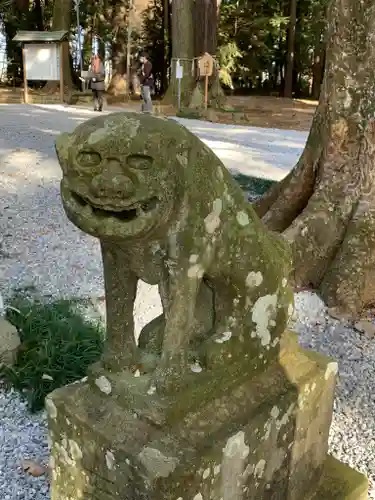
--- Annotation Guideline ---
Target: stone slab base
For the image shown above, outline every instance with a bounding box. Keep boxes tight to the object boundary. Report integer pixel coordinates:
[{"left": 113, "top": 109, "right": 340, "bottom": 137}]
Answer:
[
  {"left": 46, "top": 331, "right": 368, "bottom": 500},
  {"left": 312, "top": 455, "right": 368, "bottom": 500}
]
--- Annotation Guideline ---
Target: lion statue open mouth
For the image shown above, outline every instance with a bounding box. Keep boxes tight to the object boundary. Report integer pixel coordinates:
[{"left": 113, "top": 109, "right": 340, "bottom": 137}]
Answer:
[
  {"left": 56, "top": 114, "right": 179, "bottom": 240},
  {"left": 55, "top": 111, "right": 293, "bottom": 391}
]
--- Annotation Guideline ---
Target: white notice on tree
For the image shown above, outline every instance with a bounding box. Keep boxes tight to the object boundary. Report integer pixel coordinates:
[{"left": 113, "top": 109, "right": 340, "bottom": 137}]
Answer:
[{"left": 24, "top": 43, "right": 60, "bottom": 81}]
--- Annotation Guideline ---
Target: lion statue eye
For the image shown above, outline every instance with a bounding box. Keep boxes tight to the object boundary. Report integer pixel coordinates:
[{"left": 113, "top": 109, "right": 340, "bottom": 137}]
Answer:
[
  {"left": 76, "top": 151, "right": 102, "bottom": 167},
  {"left": 127, "top": 154, "right": 154, "bottom": 170}
]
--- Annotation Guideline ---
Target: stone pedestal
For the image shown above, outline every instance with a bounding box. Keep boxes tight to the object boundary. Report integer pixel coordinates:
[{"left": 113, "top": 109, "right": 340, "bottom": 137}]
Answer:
[{"left": 46, "top": 331, "right": 368, "bottom": 500}]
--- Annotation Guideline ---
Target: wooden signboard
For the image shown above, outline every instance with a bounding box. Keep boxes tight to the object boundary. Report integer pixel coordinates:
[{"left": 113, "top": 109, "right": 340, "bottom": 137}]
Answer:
[
  {"left": 198, "top": 52, "right": 214, "bottom": 110},
  {"left": 198, "top": 52, "right": 214, "bottom": 77}
]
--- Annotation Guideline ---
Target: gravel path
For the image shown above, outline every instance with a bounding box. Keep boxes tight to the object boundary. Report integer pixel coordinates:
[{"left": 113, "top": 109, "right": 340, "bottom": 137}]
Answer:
[
  {"left": 0, "top": 104, "right": 373, "bottom": 498},
  {"left": 0, "top": 390, "right": 50, "bottom": 499}
]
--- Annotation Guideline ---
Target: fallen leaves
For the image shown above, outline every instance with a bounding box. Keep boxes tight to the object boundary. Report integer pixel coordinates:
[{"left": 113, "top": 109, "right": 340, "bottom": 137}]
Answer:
[{"left": 22, "top": 459, "right": 47, "bottom": 477}]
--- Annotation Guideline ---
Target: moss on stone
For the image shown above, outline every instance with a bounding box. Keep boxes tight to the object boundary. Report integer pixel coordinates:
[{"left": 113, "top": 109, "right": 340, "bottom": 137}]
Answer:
[
  {"left": 312, "top": 455, "right": 368, "bottom": 500},
  {"left": 55, "top": 111, "right": 294, "bottom": 386}
]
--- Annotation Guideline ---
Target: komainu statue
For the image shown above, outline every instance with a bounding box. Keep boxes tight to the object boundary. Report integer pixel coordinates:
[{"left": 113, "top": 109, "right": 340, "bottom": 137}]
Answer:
[
  {"left": 55, "top": 112, "right": 293, "bottom": 391},
  {"left": 49, "top": 112, "right": 368, "bottom": 500}
]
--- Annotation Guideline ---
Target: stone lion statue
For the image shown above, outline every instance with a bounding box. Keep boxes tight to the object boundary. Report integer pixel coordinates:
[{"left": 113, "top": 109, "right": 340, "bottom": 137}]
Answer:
[{"left": 55, "top": 112, "right": 293, "bottom": 390}]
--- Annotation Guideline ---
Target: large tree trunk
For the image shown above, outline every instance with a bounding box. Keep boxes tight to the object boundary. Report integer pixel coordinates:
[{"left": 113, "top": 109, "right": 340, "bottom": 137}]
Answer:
[
  {"left": 5, "top": 21, "right": 23, "bottom": 84},
  {"left": 161, "top": 0, "right": 171, "bottom": 94},
  {"left": 164, "top": 0, "right": 224, "bottom": 108},
  {"left": 106, "top": 0, "right": 128, "bottom": 96},
  {"left": 5, "top": 0, "right": 33, "bottom": 85},
  {"left": 311, "top": 44, "right": 326, "bottom": 100},
  {"left": 284, "top": 0, "right": 297, "bottom": 97},
  {"left": 30, "top": 0, "right": 44, "bottom": 30},
  {"left": 163, "top": 0, "right": 195, "bottom": 106},
  {"left": 45, "top": 0, "right": 73, "bottom": 93},
  {"left": 83, "top": 22, "right": 93, "bottom": 68},
  {"left": 189, "top": 0, "right": 225, "bottom": 108},
  {"left": 254, "top": 0, "right": 375, "bottom": 316}
]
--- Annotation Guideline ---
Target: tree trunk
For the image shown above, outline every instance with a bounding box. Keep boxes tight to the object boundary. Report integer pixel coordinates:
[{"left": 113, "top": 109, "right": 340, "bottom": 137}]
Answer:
[
  {"left": 311, "top": 44, "right": 326, "bottom": 100},
  {"left": 167, "top": 0, "right": 172, "bottom": 70},
  {"left": 5, "top": 0, "right": 32, "bottom": 85},
  {"left": 284, "top": 0, "right": 297, "bottom": 98},
  {"left": 30, "top": 0, "right": 44, "bottom": 30},
  {"left": 164, "top": 0, "right": 225, "bottom": 109},
  {"left": 5, "top": 21, "right": 23, "bottom": 84},
  {"left": 187, "top": 0, "right": 225, "bottom": 109},
  {"left": 98, "top": 34, "right": 106, "bottom": 61},
  {"left": 107, "top": 0, "right": 128, "bottom": 96},
  {"left": 254, "top": 0, "right": 375, "bottom": 316},
  {"left": 163, "top": 0, "right": 195, "bottom": 106},
  {"left": 46, "top": 0, "right": 73, "bottom": 92},
  {"left": 161, "top": 0, "right": 170, "bottom": 94},
  {"left": 83, "top": 21, "right": 93, "bottom": 68}
]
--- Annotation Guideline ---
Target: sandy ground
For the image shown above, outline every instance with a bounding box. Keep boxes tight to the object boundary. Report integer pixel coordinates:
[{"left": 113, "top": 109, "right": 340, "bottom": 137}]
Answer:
[{"left": 0, "top": 88, "right": 317, "bottom": 131}]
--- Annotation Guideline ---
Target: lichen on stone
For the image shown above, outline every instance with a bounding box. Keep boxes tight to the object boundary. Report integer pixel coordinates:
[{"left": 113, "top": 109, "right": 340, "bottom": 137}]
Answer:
[{"left": 55, "top": 110, "right": 294, "bottom": 387}]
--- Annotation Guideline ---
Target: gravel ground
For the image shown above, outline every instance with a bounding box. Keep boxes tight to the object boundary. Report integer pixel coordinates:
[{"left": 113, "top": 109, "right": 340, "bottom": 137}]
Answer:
[
  {"left": 1, "top": 292, "right": 373, "bottom": 498},
  {"left": 0, "top": 104, "right": 373, "bottom": 498},
  {"left": 0, "top": 389, "right": 50, "bottom": 499}
]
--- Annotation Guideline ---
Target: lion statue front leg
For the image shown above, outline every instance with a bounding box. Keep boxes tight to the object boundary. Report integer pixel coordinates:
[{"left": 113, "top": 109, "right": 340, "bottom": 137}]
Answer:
[{"left": 138, "top": 278, "right": 214, "bottom": 357}]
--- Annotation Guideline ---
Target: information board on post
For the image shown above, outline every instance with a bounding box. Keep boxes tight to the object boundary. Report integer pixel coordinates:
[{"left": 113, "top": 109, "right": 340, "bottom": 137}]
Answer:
[{"left": 24, "top": 43, "right": 60, "bottom": 80}]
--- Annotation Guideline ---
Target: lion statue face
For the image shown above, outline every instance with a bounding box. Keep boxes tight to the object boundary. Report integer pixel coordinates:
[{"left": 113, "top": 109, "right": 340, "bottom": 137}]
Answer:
[{"left": 55, "top": 113, "right": 182, "bottom": 240}]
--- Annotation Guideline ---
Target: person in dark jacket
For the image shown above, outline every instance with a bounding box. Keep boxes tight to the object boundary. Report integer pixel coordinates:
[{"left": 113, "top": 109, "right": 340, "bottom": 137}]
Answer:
[
  {"left": 89, "top": 55, "right": 105, "bottom": 112},
  {"left": 139, "top": 52, "right": 153, "bottom": 113}
]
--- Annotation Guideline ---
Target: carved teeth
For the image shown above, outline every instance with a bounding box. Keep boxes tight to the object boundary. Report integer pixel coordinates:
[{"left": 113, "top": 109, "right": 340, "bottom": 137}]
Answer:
[
  {"left": 136, "top": 206, "right": 145, "bottom": 217},
  {"left": 81, "top": 204, "right": 92, "bottom": 217}
]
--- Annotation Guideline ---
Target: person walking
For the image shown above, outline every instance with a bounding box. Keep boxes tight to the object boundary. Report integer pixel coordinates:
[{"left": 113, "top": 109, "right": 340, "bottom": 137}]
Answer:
[
  {"left": 89, "top": 55, "right": 105, "bottom": 112},
  {"left": 139, "top": 52, "right": 153, "bottom": 113}
]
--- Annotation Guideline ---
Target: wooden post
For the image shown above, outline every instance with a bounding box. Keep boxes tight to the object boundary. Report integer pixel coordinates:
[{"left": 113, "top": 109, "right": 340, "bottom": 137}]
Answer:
[
  {"left": 204, "top": 74, "right": 208, "bottom": 110},
  {"left": 198, "top": 54, "right": 213, "bottom": 111},
  {"left": 22, "top": 46, "right": 28, "bottom": 104},
  {"left": 59, "top": 43, "right": 64, "bottom": 104},
  {"left": 204, "top": 60, "right": 209, "bottom": 110},
  {"left": 126, "top": 0, "right": 133, "bottom": 98}
]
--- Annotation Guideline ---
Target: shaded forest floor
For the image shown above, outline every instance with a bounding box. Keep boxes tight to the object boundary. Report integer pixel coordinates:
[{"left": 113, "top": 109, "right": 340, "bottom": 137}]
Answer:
[
  {"left": 0, "top": 88, "right": 317, "bottom": 132},
  {"left": 114, "top": 95, "right": 317, "bottom": 131},
  {"left": 210, "top": 95, "right": 317, "bottom": 131}
]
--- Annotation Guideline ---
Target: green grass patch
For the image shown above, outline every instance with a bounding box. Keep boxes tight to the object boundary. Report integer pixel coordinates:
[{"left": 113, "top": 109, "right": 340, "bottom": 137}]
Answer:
[
  {"left": 176, "top": 108, "right": 203, "bottom": 120},
  {"left": 1, "top": 298, "right": 104, "bottom": 412},
  {"left": 233, "top": 173, "right": 275, "bottom": 200}
]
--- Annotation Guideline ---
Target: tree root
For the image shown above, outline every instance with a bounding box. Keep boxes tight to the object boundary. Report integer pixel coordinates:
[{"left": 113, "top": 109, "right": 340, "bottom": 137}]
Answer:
[
  {"left": 261, "top": 173, "right": 375, "bottom": 314},
  {"left": 259, "top": 155, "right": 316, "bottom": 232},
  {"left": 255, "top": 102, "right": 326, "bottom": 232},
  {"left": 320, "top": 198, "right": 375, "bottom": 314},
  {"left": 253, "top": 170, "right": 293, "bottom": 219},
  {"left": 283, "top": 189, "right": 354, "bottom": 287}
]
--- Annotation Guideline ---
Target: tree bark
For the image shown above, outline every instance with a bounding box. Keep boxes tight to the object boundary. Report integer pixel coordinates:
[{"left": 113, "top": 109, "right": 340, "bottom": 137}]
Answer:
[
  {"left": 5, "top": 21, "right": 23, "bottom": 84},
  {"left": 161, "top": 0, "right": 171, "bottom": 94},
  {"left": 163, "top": 0, "right": 195, "bottom": 106},
  {"left": 188, "top": 0, "right": 225, "bottom": 108},
  {"left": 284, "top": 0, "right": 297, "bottom": 98},
  {"left": 164, "top": 0, "right": 225, "bottom": 108},
  {"left": 83, "top": 22, "right": 93, "bottom": 68},
  {"left": 47, "top": 0, "right": 73, "bottom": 92},
  {"left": 254, "top": 0, "right": 375, "bottom": 316},
  {"left": 5, "top": 0, "right": 33, "bottom": 84},
  {"left": 311, "top": 43, "right": 326, "bottom": 100},
  {"left": 107, "top": 0, "right": 128, "bottom": 95},
  {"left": 30, "top": 0, "right": 44, "bottom": 31}
]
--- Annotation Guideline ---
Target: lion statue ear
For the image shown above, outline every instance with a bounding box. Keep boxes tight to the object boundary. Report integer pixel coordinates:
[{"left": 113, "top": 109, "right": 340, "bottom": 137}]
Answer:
[{"left": 55, "top": 132, "right": 73, "bottom": 173}]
